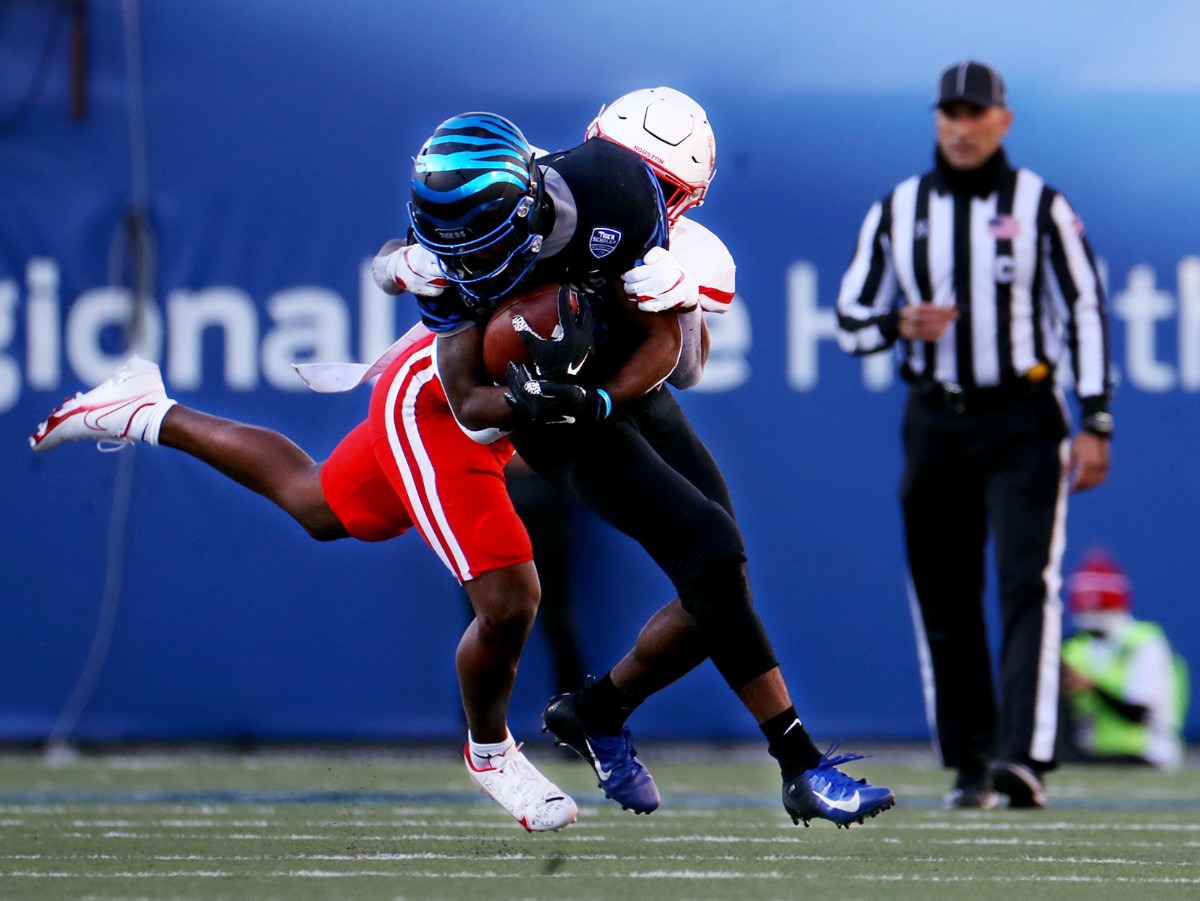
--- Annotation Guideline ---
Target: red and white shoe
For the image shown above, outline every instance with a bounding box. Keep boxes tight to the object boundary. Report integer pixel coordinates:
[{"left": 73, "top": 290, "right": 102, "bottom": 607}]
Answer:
[
  {"left": 29, "top": 356, "right": 175, "bottom": 453},
  {"left": 464, "top": 741, "right": 579, "bottom": 832}
]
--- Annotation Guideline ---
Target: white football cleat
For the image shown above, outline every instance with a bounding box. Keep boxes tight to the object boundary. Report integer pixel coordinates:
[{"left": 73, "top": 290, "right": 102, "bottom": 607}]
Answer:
[
  {"left": 29, "top": 355, "right": 175, "bottom": 453},
  {"left": 464, "top": 741, "right": 579, "bottom": 832}
]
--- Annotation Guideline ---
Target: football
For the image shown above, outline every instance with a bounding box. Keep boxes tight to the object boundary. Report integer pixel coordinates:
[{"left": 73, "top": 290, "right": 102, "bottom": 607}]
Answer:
[{"left": 482, "top": 283, "right": 578, "bottom": 382}]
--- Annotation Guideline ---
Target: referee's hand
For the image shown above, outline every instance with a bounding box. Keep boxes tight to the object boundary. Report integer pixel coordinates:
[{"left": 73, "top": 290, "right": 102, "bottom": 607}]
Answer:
[
  {"left": 1069, "top": 432, "right": 1110, "bottom": 492},
  {"left": 898, "top": 304, "right": 958, "bottom": 342}
]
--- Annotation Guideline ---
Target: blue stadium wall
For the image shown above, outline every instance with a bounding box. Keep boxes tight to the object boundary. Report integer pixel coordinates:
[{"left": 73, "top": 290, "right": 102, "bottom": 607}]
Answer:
[{"left": 3, "top": 2, "right": 1199, "bottom": 745}]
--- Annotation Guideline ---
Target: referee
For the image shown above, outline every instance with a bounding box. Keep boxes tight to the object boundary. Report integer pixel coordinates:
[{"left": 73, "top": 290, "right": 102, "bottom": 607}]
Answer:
[{"left": 836, "top": 60, "right": 1112, "bottom": 810}]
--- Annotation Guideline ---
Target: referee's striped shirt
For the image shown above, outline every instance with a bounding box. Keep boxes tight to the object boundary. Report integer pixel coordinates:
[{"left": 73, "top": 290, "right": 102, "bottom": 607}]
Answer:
[{"left": 836, "top": 149, "right": 1111, "bottom": 415}]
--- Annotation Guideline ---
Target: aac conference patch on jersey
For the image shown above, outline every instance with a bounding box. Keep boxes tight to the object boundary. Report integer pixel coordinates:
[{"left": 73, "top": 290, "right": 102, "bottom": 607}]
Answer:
[{"left": 589, "top": 227, "right": 622, "bottom": 259}]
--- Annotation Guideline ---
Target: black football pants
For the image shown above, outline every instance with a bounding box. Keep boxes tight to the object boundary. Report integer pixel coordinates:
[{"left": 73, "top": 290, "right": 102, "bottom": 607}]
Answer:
[
  {"left": 512, "top": 385, "right": 778, "bottom": 691},
  {"left": 900, "top": 388, "right": 1070, "bottom": 773}
]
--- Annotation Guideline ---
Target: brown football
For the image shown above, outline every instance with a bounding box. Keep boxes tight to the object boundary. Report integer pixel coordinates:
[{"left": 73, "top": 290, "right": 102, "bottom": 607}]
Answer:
[{"left": 482, "top": 283, "right": 577, "bottom": 382}]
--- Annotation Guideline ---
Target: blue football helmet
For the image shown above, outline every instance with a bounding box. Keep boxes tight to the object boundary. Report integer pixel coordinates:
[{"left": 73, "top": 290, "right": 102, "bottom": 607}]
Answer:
[{"left": 409, "top": 113, "right": 544, "bottom": 305}]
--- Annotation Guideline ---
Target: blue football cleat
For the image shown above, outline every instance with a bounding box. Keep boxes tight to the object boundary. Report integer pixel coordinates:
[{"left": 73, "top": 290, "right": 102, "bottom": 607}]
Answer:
[
  {"left": 783, "top": 749, "right": 896, "bottom": 828},
  {"left": 542, "top": 690, "right": 661, "bottom": 814}
]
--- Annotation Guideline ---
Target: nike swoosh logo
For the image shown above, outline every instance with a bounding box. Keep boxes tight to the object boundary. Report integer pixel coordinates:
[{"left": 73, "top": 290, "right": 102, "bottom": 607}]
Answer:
[
  {"left": 565, "top": 353, "right": 588, "bottom": 377},
  {"left": 83, "top": 394, "right": 153, "bottom": 431},
  {"left": 812, "top": 788, "right": 861, "bottom": 813},
  {"left": 584, "top": 739, "right": 612, "bottom": 781}
]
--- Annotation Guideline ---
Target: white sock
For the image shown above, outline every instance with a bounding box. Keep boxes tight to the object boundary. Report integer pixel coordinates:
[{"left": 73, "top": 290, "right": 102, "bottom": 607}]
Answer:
[
  {"left": 468, "top": 731, "right": 515, "bottom": 770},
  {"left": 131, "top": 398, "right": 178, "bottom": 446}
]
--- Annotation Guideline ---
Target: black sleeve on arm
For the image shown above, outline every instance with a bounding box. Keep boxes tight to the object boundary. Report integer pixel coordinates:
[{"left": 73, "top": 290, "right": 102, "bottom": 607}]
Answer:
[{"left": 1092, "top": 685, "right": 1150, "bottom": 724}]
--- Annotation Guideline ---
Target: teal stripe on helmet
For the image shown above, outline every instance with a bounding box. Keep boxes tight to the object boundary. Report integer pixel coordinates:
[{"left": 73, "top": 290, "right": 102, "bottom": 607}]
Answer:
[
  {"left": 411, "top": 170, "right": 530, "bottom": 205},
  {"left": 425, "top": 132, "right": 528, "bottom": 152},
  {"left": 415, "top": 148, "right": 530, "bottom": 176},
  {"left": 437, "top": 113, "right": 529, "bottom": 145}
]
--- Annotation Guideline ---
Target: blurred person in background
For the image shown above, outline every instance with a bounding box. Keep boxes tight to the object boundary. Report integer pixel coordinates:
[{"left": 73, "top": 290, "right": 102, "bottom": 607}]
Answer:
[
  {"left": 836, "top": 60, "right": 1112, "bottom": 809},
  {"left": 1061, "top": 550, "right": 1188, "bottom": 769}
]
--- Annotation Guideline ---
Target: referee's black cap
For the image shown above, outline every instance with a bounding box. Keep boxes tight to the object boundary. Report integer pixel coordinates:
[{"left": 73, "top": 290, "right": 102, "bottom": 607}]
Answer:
[{"left": 935, "top": 60, "right": 1006, "bottom": 109}]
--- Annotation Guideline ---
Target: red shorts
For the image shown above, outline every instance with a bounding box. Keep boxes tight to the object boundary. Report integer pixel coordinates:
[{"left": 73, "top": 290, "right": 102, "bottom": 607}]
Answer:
[{"left": 320, "top": 331, "right": 532, "bottom": 583}]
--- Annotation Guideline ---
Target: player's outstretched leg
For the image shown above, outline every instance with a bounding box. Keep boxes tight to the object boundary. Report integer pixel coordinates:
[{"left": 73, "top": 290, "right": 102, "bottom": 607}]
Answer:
[
  {"left": 30, "top": 356, "right": 176, "bottom": 452},
  {"left": 782, "top": 749, "right": 896, "bottom": 828},
  {"left": 542, "top": 687, "right": 660, "bottom": 814},
  {"left": 463, "top": 737, "right": 579, "bottom": 832}
]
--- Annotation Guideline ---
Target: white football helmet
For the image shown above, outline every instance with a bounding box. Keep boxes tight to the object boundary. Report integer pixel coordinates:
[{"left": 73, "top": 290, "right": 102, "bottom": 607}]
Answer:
[{"left": 586, "top": 86, "right": 715, "bottom": 223}]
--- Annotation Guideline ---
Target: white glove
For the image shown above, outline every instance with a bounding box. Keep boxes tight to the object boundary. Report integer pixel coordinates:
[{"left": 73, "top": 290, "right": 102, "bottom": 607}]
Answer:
[
  {"left": 371, "top": 241, "right": 448, "bottom": 297},
  {"left": 621, "top": 246, "right": 700, "bottom": 312}
]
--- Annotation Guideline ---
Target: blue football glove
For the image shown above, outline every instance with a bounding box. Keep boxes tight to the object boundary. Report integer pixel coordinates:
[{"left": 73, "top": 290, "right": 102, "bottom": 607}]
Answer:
[{"left": 504, "top": 362, "right": 612, "bottom": 425}]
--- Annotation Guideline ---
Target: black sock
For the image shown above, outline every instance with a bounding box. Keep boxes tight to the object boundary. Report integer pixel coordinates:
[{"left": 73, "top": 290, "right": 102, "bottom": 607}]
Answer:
[
  {"left": 760, "top": 707, "right": 822, "bottom": 780},
  {"left": 575, "top": 673, "right": 640, "bottom": 735}
]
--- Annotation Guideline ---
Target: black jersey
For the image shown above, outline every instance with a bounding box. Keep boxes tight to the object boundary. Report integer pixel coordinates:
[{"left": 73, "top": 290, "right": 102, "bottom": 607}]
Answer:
[
  {"left": 531, "top": 138, "right": 668, "bottom": 288},
  {"left": 415, "top": 138, "right": 668, "bottom": 334}
]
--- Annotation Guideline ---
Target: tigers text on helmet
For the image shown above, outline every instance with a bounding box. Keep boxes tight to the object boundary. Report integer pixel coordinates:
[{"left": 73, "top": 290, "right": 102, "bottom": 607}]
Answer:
[
  {"left": 586, "top": 87, "right": 715, "bottom": 223},
  {"left": 409, "top": 112, "right": 544, "bottom": 305}
]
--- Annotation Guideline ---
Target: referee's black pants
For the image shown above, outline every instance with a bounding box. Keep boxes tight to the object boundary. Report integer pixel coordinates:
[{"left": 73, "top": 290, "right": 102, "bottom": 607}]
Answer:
[
  {"left": 512, "top": 385, "right": 778, "bottom": 691},
  {"left": 900, "top": 386, "right": 1070, "bottom": 774}
]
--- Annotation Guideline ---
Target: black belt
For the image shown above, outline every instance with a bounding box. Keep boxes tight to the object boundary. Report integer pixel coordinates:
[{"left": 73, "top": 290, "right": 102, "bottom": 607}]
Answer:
[{"left": 913, "top": 377, "right": 1052, "bottom": 415}]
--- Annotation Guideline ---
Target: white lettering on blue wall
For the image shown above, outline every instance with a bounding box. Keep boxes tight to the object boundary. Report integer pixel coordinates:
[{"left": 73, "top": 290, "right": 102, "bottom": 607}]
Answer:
[{"left": 1, "top": 255, "right": 1199, "bottom": 415}]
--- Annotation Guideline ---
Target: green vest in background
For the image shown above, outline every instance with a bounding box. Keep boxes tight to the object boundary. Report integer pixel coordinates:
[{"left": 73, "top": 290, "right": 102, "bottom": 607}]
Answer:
[{"left": 1062, "top": 621, "right": 1189, "bottom": 760}]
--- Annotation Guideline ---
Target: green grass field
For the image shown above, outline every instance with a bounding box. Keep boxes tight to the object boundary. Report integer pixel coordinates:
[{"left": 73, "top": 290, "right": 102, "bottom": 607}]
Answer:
[{"left": 0, "top": 743, "right": 1196, "bottom": 900}]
